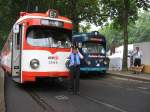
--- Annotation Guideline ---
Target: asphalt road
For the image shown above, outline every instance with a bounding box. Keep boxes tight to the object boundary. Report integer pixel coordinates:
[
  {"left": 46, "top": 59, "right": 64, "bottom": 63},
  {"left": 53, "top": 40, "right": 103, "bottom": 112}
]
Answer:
[{"left": 5, "top": 74, "right": 150, "bottom": 112}]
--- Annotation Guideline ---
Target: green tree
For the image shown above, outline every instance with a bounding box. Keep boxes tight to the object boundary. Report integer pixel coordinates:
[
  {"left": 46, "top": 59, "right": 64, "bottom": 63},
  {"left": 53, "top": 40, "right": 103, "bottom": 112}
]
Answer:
[
  {"left": 128, "top": 11, "right": 150, "bottom": 43},
  {"left": 100, "top": 0, "right": 150, "bottom": 70},
  {"left": 0, "top": 0, "right": 103, "bottom": 38},
  {"left": 79, "top": 23, "right": 91, "bottom": 32},
  {"left": 101, "top": 11, "right": 150, "bottom": 48},
  {"left": 100, "top": 24, "right": 123, "bottom": 50},
  {"left": 65, "top": 0, "right": 107, "bottom": 32},
  {"left": 0, "top": 0, "right": 59, "bottom": 50}
]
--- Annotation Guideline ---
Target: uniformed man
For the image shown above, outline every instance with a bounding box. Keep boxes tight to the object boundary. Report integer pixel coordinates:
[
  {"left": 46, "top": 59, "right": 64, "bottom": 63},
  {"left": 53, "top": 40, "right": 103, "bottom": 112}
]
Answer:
[{"left": 68, "top": 46, "right": 83, "bottom": 95}]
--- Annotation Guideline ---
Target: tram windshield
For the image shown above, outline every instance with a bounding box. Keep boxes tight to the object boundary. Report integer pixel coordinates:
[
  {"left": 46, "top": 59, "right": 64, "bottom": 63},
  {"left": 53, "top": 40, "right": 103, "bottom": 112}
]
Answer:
[
  {"left": 82, "top": 42, "right": 105, "bottom": 54},
  {"left": 26, "top": 26, "right": 71, "bottom": 48}
]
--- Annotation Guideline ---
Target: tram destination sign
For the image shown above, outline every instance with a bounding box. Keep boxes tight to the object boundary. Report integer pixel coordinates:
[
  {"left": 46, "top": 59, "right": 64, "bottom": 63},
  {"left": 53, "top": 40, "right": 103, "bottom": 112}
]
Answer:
[
  {"left": 90, "top": 38, "right": 103, "bottom": 42},
  {"left": 41, "top": 19, "right": 64, "bottom": 27}
]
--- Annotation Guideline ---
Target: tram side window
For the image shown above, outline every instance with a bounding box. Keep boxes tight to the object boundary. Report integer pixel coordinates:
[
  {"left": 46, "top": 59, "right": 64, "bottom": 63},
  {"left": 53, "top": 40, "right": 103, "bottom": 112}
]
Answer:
[
  {"left": 17, "top": 33, "right": 20, "bottom": 49},
  {"left": 15, "top": 34, "right": 19, "bottom": 49},
  {"left": 15, "top": 27, "right": 21, "bottom": 50},
  {"left": 13, "top": 34, "right": 17, "bottom": 49},
  {"left": 8, "top": 37, "right": 12, "bottom": 51}
]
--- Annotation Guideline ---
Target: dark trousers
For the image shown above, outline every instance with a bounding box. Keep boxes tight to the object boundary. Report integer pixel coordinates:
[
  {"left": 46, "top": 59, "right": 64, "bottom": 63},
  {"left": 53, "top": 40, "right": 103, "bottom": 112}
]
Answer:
[
  {"left": 134, "top": 58, "right": 141, "bottom": 66},
  {"left": 68, "top": 66, "right": 80, "bottom": 93}
]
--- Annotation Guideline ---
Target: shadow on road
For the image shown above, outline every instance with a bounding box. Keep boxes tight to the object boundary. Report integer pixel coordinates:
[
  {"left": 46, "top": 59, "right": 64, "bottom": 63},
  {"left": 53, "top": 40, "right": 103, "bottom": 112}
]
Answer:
[{"left": 80, "top": 73, "right": 109, "bottom": 80}]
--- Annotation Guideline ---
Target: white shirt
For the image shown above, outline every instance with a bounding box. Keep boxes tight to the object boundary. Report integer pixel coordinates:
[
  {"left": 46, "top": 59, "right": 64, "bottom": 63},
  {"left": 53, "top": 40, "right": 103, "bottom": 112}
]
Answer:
[{"left": 133, "top": 50, "right": 143, "bottom": 59}]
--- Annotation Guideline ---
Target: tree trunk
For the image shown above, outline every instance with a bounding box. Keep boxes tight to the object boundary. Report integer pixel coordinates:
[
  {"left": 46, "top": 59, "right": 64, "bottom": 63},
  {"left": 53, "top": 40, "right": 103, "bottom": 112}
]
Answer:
[
  {"left": 73, "top": 20, "right": 79, "bottom": 33},
  {"left": 122, "top": 0, "right": 128, "bottom": 71},
  {"left": 68, "top": 0, "right": 79, "bottom": 33}
]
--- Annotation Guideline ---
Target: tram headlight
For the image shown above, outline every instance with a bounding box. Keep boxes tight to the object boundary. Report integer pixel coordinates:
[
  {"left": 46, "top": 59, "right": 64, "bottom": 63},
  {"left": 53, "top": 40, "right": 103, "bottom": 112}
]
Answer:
[
  {"left": 30, "top": 59, "right": 40, "bottom": 69},
  {"left": 86, "top": 60, "right": 91, "bottom": 65}
]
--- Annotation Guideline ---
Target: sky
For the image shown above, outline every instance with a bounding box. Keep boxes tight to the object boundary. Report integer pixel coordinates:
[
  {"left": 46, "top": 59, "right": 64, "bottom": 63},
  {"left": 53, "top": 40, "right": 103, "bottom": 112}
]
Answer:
[
  {"left": 80, "top": 21, "right": 101, "bottom": 32},
  {"left": 90, "top": 24, "right": 101, "bottom": 31},
  {"left": 80, "top": 17, "right": 112, "bottom": 32}
]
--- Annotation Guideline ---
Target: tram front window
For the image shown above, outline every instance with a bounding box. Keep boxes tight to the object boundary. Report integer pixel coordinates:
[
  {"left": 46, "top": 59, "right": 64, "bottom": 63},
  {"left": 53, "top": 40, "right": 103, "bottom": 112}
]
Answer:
[
  {"left": 82, "top": 42, "right": 105, "bottom": 54},
  {"left": 27, "top": 27, "right": 71, "bottom": 48}
]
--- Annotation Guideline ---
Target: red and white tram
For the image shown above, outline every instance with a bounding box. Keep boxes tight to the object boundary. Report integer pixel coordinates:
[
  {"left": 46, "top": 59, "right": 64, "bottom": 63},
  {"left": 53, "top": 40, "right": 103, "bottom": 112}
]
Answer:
[{"left": 1, "top": 9, "right": 73, "bottom": 83}]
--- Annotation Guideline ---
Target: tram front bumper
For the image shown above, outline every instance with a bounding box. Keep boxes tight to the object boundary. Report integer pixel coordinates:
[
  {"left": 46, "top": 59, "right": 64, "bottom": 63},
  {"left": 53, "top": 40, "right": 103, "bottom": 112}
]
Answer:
[{"left": 22, "top": 71, "right": 70, "bottom": 83}]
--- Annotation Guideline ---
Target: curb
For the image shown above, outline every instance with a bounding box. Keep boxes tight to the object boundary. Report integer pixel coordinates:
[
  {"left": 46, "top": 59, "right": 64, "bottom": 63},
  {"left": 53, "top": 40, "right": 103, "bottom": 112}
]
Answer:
[
  {"left": 0, "top": 68, "right": 5, "bottom": 112},
  {"left": 107, "top": 72, "right": 150, "bottom": 82}
]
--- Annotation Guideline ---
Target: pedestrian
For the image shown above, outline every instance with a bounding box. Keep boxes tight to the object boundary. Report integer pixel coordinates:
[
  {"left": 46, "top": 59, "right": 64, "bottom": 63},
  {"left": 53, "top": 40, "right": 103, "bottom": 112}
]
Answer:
[
  {"left": 68, "top": 46, "right": 83, "bottom": 95},
  {"left": 132, "top": 47, "right": 143, "bottom": 67}
]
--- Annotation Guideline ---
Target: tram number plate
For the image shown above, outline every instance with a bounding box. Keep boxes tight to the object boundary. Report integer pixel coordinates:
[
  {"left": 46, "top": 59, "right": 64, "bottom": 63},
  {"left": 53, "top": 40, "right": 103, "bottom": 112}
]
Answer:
[{"left": 48, "top": 61, "right": 58, "bottom": 64}]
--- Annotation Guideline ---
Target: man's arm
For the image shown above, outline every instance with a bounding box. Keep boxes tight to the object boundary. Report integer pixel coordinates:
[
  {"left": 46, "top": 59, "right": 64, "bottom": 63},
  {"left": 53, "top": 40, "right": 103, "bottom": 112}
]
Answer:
[
  {"left": 132, "top": 50, "right": 137, "bottom": 56},
  {"left": 78, "top": 50, "right": 84, "bottom": 59}
]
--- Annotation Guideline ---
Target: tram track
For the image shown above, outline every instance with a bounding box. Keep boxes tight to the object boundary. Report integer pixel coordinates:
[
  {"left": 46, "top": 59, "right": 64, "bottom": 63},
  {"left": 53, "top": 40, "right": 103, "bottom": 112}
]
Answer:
[
  {"left": 26, "top": 89, "right": 57, "bottom": 112},
  {"left": 22, "top": 77, "right": 149, "bottom": 112},
  {"left": 27, "top": 89, "right": 125, "bottom": 112},
  {"left": 25, "top": 78, "right": 150, "bottom": 112},
  {"left": 5, "top": 74, "right": 150, "bottom": 112},
  {"left": 19, "top": 79, "right": 148, "bottom": 112}
]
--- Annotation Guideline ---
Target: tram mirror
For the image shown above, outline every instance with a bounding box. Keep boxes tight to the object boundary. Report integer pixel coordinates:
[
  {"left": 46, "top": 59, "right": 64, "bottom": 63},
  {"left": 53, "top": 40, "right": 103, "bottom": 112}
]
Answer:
[{"left": 13, "top": 24, "right": 19, "bottom": 34}]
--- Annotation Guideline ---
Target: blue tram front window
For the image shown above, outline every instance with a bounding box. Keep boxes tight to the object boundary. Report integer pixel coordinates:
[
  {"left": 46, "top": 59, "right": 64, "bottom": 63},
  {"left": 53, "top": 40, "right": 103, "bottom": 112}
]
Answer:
[
  {"left": 82, "top": 42, "right": 105, "bottom": 54},
  {"left": 26, "top": 26, "right": 71, "bottom": 48}
]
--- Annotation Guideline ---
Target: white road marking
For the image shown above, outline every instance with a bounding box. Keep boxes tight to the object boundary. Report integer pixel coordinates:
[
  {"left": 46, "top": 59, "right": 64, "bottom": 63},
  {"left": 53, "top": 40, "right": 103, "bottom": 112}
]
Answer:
[
  {"left": 112, "top": 77, "right": 129, "bottom": 81},
  {"left": 85, "top": 96, "right": 127, "bottom": 112},
  {"left": 111, "top": 76, "right": 150, "bottom": 83},
  {"left": 138, "top": 87, "right": 148, "bottom": 90}
]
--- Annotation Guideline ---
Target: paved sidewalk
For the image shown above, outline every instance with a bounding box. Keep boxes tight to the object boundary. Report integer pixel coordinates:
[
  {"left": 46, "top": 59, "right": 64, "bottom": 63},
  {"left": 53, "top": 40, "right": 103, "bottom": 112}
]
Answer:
[
  {"left": 107, "top": 70, "right": 150, "bottom": 82},
  {"left": 0, "top": 68, "right": 5, "bottom": 112}
]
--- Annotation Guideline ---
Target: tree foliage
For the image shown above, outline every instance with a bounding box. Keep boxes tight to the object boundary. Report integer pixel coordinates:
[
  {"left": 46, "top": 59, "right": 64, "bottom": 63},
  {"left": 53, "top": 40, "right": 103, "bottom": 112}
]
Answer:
[
  {"left": 99, "top": 0, "right": 150, "bottom": 70},
  {"left": 101, "top": 11, "right": 150, "bottom": 51},
  {"left": 129, "top": 11, "right": 150, "bottom": 43},
  {"left": 0, "top": 0, "right": 102, "bottom": 34},
  {"left": 100, "top": 24, "right": 123, "bottom": 49},
  {"left": 0, "top": 0, "right": 103, "bottom": 49},
  {"left": 0, "top": 0, "right": 149, "bottom": 57}
]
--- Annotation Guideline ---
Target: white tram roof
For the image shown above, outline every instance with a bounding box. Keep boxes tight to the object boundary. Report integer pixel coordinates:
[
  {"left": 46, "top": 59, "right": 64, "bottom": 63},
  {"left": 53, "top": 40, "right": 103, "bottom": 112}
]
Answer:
[{"left": 15, "top": 15, "right": 72, "bottom": 24}]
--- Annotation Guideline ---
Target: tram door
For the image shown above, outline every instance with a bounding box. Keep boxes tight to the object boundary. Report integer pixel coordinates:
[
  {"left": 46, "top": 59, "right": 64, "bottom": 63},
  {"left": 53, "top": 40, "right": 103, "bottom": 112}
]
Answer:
[{"left": 12, "top": 24, "right": 22, "bottom": 82}]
